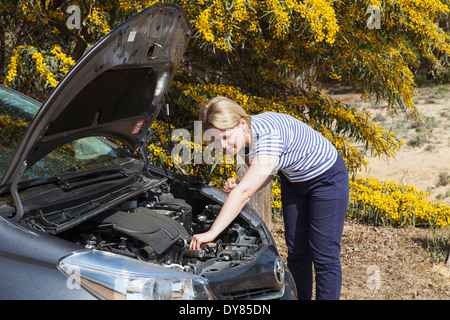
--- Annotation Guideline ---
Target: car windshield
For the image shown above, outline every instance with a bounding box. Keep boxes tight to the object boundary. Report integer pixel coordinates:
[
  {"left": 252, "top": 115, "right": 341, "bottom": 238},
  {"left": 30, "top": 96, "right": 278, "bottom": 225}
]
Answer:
[{"left": 0, "top": 86, "right": 131, "bottom": 182}]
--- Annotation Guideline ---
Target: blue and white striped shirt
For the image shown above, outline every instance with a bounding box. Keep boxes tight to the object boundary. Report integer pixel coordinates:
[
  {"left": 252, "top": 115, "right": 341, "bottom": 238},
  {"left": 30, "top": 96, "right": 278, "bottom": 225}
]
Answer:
[{"left": 245, "top": 112, "right": 338, "bottom": 182}]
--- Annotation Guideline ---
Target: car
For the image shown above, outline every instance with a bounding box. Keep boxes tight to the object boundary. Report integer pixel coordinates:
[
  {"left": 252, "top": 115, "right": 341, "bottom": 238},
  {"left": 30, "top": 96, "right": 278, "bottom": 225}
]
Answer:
[{"left": 0, "top": 3, "right": 297, "bottom": 300}]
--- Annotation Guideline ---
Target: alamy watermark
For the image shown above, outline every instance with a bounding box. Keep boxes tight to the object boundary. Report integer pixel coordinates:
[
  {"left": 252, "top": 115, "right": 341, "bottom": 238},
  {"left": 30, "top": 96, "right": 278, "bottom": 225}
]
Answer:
[
  {"left": 366, "top": 265, "right": 382, "bottom": 291},
  {"left": 66, "top": 4, "right": 381, "bottom": 31},
  {"left": 65, "top": 265, "right": 81, "bottom": 290},
  {"left": 66, "top": 4, "right": 81, "bottom": 30},
  {"left": 366, "top": 5, "right": 381, "bottom": 29},
  {"left": 170, "top": 121, "right": 248, "bottom": 166}
]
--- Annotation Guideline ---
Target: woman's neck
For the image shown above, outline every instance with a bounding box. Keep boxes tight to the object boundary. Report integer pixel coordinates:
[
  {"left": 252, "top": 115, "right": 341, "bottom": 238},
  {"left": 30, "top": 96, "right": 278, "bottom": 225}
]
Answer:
[{"left": 244, "top": 130, "right": 252, "bottom": 154}]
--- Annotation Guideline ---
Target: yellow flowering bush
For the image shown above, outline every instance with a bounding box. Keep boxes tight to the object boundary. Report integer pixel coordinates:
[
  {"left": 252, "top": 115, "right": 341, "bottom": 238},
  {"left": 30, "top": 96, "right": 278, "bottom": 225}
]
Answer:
[
  {"left": 349, "top": 176, "right": 450, "bottom": 228},
  {"left": 31, "top": 49, "right": 59, "bottom": 88},
  {"left": 4, "top": 46, "right": 22, "bottom": 85},
  {"left": 2, "top": 45, "right": 75, "bottom": 100},
  {"left": 50, "top": 45, "right": 76, "bottom": 75}
]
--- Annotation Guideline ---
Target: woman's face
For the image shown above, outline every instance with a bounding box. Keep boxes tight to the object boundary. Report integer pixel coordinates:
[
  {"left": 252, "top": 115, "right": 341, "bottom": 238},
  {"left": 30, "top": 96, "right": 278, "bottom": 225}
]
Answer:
[{"left": 210, "top": 120, "right": 248, "bottom": 155}]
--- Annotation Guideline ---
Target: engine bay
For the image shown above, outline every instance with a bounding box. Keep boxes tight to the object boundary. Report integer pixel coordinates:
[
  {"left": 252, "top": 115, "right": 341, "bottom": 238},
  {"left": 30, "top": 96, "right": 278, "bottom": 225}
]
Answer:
[{"left": 53, "top": 179, "right": 264, "bottom": 276}]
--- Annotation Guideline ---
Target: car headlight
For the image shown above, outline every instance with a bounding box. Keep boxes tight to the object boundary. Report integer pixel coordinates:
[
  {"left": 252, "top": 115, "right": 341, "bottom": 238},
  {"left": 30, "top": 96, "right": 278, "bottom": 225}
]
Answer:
[{"left": 58, "top": 250, "right": 216, "bottom": 300}]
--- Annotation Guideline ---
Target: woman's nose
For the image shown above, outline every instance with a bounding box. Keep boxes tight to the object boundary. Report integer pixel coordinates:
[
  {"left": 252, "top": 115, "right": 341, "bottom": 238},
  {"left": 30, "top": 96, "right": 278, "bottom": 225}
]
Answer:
[{"left": 220, "top": 139, "right": 228, "bottom": 150}]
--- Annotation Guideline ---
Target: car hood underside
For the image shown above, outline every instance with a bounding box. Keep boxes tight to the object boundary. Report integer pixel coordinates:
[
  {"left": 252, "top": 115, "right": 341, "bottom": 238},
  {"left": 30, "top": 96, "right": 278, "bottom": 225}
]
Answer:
[{"left": 0, "top": 3, "right": 192, "bottom": 187}]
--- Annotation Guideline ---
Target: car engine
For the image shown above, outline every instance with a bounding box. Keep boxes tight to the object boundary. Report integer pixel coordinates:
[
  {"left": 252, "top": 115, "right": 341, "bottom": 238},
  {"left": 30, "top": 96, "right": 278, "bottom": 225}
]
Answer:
[{"left": 69, "top": 181, "right": 263, "bottom": 277}]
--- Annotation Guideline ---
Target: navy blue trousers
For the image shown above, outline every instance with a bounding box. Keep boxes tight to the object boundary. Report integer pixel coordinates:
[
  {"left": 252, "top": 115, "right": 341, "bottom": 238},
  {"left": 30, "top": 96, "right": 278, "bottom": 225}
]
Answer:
[{"left": 279, "top": 154, "right": 349, "bottom": 300}]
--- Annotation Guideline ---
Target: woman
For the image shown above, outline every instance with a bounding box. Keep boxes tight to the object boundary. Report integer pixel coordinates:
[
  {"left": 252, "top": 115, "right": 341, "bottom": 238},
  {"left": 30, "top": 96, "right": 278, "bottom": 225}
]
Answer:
[{"left": 189, "top": 96, "right": 349, "bottom": 300}]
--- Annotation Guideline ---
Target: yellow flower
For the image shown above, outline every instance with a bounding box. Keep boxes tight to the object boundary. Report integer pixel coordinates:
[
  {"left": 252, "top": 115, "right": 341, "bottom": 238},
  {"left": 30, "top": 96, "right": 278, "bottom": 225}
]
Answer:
[
  {"left": 50, "top": 45, "right": 76, "bottom": 74},
  {"left": 31, "top": 49, "right": 59, "bottom": 88},
  {"left": 4, "top": 46, "right": 23, "bottom": 85},
  {"left": 195, "top": 8, "right": 215, "bottom": 43}
]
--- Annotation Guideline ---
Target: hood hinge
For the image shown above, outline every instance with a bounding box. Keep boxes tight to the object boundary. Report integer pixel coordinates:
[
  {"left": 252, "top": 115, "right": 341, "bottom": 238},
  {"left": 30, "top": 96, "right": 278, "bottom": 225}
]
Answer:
[
  {"left": 139, "top": 128, "right": 153, "bottom": 168},
  {"left": 10, "top": 160, "right": 27, "bottom": 221}
]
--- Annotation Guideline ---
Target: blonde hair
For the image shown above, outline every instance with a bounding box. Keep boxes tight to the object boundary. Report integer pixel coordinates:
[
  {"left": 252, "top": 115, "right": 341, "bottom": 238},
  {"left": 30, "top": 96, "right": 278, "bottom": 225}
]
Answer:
[{"left": 199, "top": 96, "right": 251, "bottom": 132}]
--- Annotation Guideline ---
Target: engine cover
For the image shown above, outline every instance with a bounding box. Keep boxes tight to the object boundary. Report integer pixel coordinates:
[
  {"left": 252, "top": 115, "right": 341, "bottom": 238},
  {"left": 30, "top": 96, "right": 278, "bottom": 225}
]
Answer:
[{"left": 99, "top": 206, "right": 189, "bottom": 260}]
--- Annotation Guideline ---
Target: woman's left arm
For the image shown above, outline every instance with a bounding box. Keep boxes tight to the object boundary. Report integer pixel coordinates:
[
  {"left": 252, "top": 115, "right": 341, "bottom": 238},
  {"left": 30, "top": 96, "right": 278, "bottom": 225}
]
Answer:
[{"left": 189, "top": 154, "right": 279, "bottom": 250}]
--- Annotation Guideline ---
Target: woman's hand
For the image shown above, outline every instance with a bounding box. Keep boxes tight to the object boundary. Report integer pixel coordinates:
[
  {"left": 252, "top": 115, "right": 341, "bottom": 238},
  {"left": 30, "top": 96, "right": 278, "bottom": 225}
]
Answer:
[
  {"left": 189, "top": 176, "right": 237, "bottom": 251},
  {"left": 189, "top": 231, "right": 217, "bottom": 250},
  {"left": 223, "top": 178, "right": 238, "bottom": 193}
]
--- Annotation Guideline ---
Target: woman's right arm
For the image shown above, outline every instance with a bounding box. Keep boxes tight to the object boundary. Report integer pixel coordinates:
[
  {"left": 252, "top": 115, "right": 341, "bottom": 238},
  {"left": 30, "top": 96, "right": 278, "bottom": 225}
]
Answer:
[{"left": 189, "top": 154, "right": 278, "bottom": 250}]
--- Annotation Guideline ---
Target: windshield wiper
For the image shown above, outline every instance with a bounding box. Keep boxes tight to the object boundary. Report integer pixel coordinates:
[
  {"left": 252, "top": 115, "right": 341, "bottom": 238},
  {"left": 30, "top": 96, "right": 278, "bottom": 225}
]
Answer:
[
  {"left": 18, "top": 165, "right": 130, "bottom": 191},
  {"left": 6, "top": 165, "right": 132, "bottom": 222}
]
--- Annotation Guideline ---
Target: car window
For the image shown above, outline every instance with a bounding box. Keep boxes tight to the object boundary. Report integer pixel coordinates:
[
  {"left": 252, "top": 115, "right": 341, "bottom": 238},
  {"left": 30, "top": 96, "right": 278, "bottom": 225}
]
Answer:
[
  {"left": 0, "top": 86, "right": 131, "bottom": 182},
  {"left": 21, "top": 137, "right": 130, "bottom": 181},
  {"left": 0, "top": 86, "right": 40, "bottom": 180}
]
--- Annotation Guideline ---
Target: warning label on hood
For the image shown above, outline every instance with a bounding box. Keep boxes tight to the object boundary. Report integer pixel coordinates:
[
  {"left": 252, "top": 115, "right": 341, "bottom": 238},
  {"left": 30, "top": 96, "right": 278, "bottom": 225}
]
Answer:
[{"left": 131, "top": 120, "right": 145, "bottom": 135}]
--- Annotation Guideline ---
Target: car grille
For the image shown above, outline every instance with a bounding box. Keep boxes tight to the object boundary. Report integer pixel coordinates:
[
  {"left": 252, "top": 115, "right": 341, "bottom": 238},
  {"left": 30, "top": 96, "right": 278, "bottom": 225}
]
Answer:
[{"left": 220, "top": 287, "right": 285, "bottom": 300}]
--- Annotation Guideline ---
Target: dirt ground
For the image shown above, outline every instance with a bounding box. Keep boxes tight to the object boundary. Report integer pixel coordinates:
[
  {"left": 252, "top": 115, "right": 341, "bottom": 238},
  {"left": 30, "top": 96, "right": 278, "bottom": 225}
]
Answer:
[
  {"left": 272, "top": 216, "right": 450, "bottom": 300},
  {"left": 270, "top": 84, "right": 450, "bottom": 300},
  {"left": 332, "top": 84, "right": 450, "bottom": 207}
]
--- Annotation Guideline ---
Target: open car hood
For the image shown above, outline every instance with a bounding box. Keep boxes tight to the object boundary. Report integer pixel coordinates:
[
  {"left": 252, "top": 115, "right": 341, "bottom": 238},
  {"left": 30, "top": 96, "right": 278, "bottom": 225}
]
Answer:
[{"left": 1, "top": 3, "right": 192, "bottom": 186}]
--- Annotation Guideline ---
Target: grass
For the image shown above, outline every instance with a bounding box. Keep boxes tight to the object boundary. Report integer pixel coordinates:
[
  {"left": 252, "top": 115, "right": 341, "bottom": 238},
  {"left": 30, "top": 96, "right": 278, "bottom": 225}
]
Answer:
[
  {"left": 437, "top": 172, "right": 450, "bottom": 187},
  {"left": 436, "top": 190, "right": 450, "bottom": 200}
]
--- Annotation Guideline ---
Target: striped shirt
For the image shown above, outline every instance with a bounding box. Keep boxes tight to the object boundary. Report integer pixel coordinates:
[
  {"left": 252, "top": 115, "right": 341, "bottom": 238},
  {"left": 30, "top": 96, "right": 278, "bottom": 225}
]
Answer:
[{"left": 245, "top": 112, "right": 338, "bottom": 182}]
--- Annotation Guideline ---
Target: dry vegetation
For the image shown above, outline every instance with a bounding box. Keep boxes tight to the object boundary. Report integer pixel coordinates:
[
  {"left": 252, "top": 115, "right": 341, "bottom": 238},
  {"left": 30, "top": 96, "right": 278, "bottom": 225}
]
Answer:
[
  {"left": 272, "top": 216, "right": 450, "bottom": 300},
  {"left": 270, "top": 84, "right": 450, "bottom": 300}
]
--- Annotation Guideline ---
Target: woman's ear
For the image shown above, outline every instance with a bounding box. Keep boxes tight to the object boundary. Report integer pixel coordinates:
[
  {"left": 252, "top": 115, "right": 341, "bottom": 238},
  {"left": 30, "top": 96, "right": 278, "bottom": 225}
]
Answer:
[{"left": 240, "top": 118, "right": 247, "bottom": 129}]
